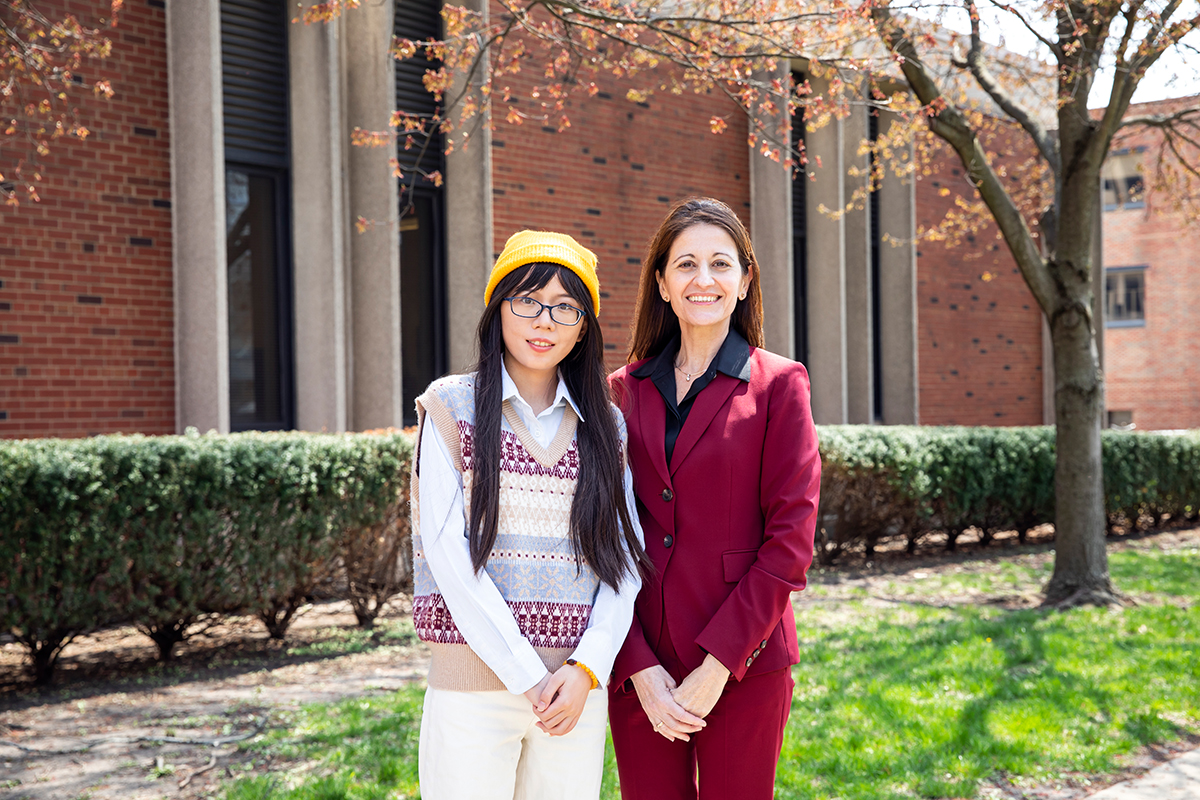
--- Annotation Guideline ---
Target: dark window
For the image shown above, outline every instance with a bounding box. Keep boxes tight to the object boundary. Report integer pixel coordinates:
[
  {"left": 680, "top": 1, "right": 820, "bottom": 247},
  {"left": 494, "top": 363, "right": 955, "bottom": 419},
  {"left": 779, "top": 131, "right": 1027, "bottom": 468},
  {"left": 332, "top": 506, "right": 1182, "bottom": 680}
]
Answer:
[
  {"left": 1108, "top": 410, "right": 1134, "bottom": 430},
  {"left": 791, "top": 82, "right": 808, "bottom": 366},
  {"left": 221, "top": 0, "right": 294, "bottom": 430},
  {"left": 869, "top": 111, "right": 883, "bottom": 422},
  {"left": 400, "top": 192, "right": 447, "bottom": 425},
  {"left": 221, "top": 0, "right": 289, "bottom": 168},
  {"left": 396, "top": 0, "right": 448, "bottom": 425},
  {"left": 1123, "top": 175, "right": 1145, "bottom": 209},
  {"left": 394, "top": 0, "right": 444, "bottom": 184},
  {"left": 1106, "top": 268, "right": 1145, "bottom": 326},
  {"left": 226, "top": 168, "right": 293, "bottom": 430}
]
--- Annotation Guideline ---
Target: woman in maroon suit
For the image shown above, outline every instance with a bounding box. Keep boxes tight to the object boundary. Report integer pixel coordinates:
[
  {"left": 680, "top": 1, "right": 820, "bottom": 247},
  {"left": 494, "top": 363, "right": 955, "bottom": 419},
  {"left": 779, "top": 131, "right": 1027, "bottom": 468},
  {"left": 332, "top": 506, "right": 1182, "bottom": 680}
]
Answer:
[{"left": 608, "top": 198, "right": 821, "bottom": 799}]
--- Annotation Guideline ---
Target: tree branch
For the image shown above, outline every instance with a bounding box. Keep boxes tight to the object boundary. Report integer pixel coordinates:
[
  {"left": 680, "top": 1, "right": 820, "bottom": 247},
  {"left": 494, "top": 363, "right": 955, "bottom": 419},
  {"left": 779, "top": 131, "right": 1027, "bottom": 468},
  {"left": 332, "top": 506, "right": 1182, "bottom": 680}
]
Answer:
[
  {"left": 981, "top": 0, "right": 1063, "bottom": 60},
  {"left": 959, "top": 0, "right": 1060, "bottom": 173},
  {"left": 1088, "top": 5, "right": 1198, "bottom": 167},
  {"left": 869, "top": 0, "right": 1055, "bottom": 313},
  {"left": 1120, "top": 104, "right": 1200, "bottom": 130}
]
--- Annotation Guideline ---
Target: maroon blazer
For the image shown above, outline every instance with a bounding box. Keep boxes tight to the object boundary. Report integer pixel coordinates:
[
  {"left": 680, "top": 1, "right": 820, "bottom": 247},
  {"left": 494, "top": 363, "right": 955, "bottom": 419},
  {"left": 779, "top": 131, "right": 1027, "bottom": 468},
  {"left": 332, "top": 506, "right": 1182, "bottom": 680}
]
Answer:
[{"left": 609, "top": 346, "right": 820, "bottom": 687}]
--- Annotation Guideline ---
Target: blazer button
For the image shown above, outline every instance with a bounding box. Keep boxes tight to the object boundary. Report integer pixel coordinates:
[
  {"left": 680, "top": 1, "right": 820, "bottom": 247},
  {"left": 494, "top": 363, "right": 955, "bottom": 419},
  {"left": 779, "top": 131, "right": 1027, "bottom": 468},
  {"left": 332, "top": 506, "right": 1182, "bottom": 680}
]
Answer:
[
  {"left": 663, "top": 534, "right": 674, "bottom": 548},
  {"left": 753, "top": 648, "right": 761, "bottom": 657},
  {"left": 745, "top": 657, "right": 753, "bottom": 667},
  {"left": 661, "top": 488, "right": 673, "bottom": 501},
  {"left": 760, "top": 639, "right": 768, "bottom": 649}
]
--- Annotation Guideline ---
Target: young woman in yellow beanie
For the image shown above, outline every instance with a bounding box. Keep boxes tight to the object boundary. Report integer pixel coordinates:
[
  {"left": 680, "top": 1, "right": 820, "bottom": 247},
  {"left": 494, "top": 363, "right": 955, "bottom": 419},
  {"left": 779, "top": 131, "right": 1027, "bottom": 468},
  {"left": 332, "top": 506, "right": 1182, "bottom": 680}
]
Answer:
[{"left": 411, "top": 230, "right": 650, "bottom": 799}]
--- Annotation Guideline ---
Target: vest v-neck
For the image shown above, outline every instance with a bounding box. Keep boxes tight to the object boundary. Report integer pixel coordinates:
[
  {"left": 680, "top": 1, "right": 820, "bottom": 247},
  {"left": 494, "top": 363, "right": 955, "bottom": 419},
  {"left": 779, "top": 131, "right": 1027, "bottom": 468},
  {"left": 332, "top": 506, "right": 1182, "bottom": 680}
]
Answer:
[{"left": 502, "top": 400, "right": 577, "bottom": 468}]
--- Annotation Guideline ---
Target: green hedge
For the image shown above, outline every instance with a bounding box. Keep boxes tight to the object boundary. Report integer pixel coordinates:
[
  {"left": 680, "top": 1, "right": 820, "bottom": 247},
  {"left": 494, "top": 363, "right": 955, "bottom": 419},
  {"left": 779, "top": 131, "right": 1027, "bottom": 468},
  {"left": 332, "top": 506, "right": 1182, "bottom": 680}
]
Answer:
[
  {"left": 816, "top": 426, "right": 1200, "bottom": 563},
  {"left": 0, "top": 430, "right": 413, "bottom": 685},
  {"left": 4, "top": 425, "right": 1198, "bottom": 684}
]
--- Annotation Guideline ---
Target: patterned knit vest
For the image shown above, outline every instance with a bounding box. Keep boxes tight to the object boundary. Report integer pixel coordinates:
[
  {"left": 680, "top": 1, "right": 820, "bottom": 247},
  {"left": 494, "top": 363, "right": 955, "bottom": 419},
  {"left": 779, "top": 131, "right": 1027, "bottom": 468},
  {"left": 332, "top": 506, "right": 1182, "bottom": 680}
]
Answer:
[{"left": 411, "top": 374, "right": 602, "bottom": 691}]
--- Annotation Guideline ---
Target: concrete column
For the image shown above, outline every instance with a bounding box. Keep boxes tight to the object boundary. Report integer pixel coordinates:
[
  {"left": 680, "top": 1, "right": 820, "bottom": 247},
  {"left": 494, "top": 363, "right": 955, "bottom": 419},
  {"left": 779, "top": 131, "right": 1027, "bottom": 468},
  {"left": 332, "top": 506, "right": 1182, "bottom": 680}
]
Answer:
[
  {"left": 804, "top": 76, "right": 848, "bottom": 424},
  {"left": 843, "top": 100, "right": 873, "bottom": 423},
  {"left": 167, "top": 0, "right": 229, "bottom": 434},
  {"left": 344, "top": 1, "right": 403, "bottom": 430},
  {"left": 290, "top": 9, "right": 349, "bottom": 432},
  {"left": 749, "top": 62, "right": 794, "bottom": 359},
  {"left": 444, "top": 0, "right": 493, "bottom": 374},
  {"left": 877, "top": 111, "right": 919, "bottom": 425}
]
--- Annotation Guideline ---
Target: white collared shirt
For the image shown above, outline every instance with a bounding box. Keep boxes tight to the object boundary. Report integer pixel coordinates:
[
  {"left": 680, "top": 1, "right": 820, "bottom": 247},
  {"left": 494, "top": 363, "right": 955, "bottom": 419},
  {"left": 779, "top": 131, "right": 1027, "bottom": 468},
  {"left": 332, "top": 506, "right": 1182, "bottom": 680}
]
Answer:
[
  {"left": 417, "top": 363, "right": 644, "bottom": 695},
  {"left": 500, "top": 360, "right": 583, "bottom": 447}
]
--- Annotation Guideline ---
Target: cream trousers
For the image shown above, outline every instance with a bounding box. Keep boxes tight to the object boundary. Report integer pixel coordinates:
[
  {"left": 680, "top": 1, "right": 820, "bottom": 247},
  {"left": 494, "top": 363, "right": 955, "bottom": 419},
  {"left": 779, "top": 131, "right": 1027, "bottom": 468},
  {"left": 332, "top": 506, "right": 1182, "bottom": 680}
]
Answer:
[{"left": 418, "top": 686, "right": 608, "bottom": 800}]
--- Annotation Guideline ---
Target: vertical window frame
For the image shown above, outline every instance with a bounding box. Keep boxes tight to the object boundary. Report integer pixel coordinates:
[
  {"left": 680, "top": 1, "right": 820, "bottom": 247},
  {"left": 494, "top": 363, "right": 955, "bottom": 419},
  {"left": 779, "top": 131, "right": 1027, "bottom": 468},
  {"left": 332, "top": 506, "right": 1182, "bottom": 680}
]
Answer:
[
  {"left": 220, "top": 0, "right": 296, "bottom": 431},
  {"left": 790, "top": 75, "right": 809, "bottom": 367}
]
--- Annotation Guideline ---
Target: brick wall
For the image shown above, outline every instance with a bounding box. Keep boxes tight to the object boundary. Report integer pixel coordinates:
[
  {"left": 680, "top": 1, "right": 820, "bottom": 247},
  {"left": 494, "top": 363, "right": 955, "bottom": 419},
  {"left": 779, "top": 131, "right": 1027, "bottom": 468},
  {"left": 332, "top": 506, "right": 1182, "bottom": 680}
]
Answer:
[
  {"left": 0, "top": 0, "right": 174, "bottom": 439},
  {"left": 914, "top": 137, "right": 1045, "bottom": 426},
  {"left": 1103, "top": 96, "right": 1200, "bottom": 431},
  {"left": 489, "top": 56, "right": 750, "bottom": 372}
]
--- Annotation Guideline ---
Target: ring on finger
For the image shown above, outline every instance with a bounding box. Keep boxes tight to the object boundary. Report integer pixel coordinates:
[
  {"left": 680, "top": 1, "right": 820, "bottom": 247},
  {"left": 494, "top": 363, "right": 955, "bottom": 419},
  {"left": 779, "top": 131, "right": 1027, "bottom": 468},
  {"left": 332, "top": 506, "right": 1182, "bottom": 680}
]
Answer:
[{"left": 653, "top": 720, "right": 664, "bottom": 729}]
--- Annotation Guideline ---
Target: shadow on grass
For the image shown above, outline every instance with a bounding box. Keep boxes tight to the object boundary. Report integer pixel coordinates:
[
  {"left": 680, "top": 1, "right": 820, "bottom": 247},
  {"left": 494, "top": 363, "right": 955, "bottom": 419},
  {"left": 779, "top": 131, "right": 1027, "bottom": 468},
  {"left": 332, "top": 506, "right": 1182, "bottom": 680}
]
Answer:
[
  {"left": 0, "top": 617, "right": 419, "bottom": 712},
  {"left": 777, "top": 600, "right": 1199, "bottom": 799}
]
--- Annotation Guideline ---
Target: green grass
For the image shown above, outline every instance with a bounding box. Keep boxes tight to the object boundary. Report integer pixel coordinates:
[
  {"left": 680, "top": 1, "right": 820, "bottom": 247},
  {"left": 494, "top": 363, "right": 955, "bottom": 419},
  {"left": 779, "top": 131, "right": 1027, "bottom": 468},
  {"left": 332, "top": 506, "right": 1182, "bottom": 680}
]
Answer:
[
  {"left": 226, "top": 689, "right": 425, "bottom": 800},
  {"left": 222, "top": 546, "right": 1200, "bottom": 800},
  {"left": 283, "top": 618, "right": 418, "bottom": 658}
]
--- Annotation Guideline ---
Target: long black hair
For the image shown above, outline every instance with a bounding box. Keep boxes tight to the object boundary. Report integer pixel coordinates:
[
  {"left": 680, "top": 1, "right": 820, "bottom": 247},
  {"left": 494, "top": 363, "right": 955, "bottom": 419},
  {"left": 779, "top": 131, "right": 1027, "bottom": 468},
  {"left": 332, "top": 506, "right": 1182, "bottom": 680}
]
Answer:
[{"left": 469, "top": 262, "right": 650, "bottom": 590}]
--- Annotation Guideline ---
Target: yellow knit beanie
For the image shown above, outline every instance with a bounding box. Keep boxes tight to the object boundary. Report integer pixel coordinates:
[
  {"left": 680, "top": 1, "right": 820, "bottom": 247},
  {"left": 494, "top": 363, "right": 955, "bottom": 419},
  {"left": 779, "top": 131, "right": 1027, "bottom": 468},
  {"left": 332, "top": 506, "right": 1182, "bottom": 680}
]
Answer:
[{"left": 484, "top": 230, "right": 601, "bottom": 316}]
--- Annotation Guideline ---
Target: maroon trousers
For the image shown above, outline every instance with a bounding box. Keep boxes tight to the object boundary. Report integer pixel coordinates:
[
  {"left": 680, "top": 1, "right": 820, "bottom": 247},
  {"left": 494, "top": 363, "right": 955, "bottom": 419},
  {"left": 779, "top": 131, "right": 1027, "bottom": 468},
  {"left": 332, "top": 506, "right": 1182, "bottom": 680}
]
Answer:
[{"left": 608, "top": 667, "right": 794, "bottom": 800}]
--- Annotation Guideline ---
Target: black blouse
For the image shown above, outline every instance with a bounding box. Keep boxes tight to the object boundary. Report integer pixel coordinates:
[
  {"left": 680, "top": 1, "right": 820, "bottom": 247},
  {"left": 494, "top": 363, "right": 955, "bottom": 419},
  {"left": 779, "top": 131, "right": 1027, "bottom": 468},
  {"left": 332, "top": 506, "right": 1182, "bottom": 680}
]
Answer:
[{"left": 630, "top": 328, "right": 753, "bottom": 466}]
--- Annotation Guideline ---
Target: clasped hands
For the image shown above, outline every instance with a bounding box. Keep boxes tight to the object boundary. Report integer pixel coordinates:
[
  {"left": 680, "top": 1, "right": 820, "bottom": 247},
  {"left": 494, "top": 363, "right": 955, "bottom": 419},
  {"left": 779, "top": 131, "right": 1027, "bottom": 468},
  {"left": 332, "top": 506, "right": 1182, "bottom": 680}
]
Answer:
[
  {"left": 630, "top": 653, "right": 730, "bottom": 742},
  {"left": 522, "top": 662, "right": 593, "bottom": 736}
]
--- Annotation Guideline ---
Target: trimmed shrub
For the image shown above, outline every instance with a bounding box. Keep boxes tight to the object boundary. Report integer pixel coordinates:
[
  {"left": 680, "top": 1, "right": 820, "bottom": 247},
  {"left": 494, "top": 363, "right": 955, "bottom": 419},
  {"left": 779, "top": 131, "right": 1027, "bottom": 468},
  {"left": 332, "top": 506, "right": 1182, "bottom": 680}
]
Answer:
[
  {"left": 1103, "top": 429, "right": 1200, "bottom": 529},
  {"left": 0, "top": 440, "right": 131, "bottom": 684},
  {"left": 4, "top": 424, "right": 1196, "bottom": 682},
  {"left": 816, "top": 426, "right": 1200, "bottom": 564},
  {"left": 0, "top": 429, "right": 414, "bottom": 683}
]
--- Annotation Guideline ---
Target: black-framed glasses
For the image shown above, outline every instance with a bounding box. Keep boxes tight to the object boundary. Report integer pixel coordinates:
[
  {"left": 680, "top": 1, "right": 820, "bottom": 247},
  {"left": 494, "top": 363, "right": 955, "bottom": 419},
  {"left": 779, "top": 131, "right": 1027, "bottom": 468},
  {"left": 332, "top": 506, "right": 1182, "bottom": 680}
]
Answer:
[{"left": 503, "top": 296, "right": 585, "bottom": 326}]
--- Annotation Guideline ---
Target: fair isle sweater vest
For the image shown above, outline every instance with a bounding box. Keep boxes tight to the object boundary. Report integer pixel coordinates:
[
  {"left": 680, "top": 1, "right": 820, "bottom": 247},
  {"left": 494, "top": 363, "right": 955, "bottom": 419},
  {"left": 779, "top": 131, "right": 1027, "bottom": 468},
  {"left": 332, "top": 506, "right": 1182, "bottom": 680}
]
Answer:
[{"left": 411, "top": 374, "right": 601, "bottom": 691}]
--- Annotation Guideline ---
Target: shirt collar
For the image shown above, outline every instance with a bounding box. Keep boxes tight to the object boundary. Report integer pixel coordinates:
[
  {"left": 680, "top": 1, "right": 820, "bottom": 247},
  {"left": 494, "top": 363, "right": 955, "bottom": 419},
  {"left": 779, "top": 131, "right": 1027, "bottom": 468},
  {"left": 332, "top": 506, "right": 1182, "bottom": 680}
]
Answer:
[
  {"left": 500, "top": 360, "right": 585, "bottom": 421},
  {"left": 630, "top": 328, "right": 753, "bottom": 382}
]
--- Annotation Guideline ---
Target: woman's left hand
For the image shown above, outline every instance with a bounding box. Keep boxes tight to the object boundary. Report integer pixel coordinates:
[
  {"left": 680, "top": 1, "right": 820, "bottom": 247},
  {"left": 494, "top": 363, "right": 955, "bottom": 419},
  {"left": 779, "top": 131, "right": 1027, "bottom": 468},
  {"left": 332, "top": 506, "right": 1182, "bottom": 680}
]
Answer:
[
  {"left": 671, "top": 654, "right": 731, "bottom": 719},
  {"left": 535, "top": 662, "right": 594, "bottom": 736}
]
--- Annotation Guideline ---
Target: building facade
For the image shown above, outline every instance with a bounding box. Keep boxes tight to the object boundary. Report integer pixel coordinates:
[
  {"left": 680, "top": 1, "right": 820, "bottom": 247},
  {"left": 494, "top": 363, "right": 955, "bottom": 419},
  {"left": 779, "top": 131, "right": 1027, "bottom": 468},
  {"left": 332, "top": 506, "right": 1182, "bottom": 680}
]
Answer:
[
  {"left": 1, "top": 0, "right": 1057, "bottom": 438},
  {"left": 1102, "top": 95, "right": 1200, "bottom": 431}
]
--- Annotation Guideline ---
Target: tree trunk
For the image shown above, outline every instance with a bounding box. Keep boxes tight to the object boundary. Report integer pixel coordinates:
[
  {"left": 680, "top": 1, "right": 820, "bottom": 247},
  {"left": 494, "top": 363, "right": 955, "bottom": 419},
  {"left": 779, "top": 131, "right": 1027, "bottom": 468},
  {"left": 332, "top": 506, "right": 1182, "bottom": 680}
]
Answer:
[
  {"left": 21, "top": 629, "right": 72, "bottom": 687},
  {"left": 1043, "top": 297, "right": 1119, "bottom": 606}
]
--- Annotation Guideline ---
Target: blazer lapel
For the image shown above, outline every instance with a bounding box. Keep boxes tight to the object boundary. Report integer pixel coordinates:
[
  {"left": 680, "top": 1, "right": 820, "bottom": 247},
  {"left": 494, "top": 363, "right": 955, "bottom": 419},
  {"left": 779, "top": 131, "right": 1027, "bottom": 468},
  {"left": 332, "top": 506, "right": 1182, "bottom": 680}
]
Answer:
[
  {"left": 637, "top": 374, "right": 671, "bottom": 489},
  {"left": 670, "top": 374, "right": 739, "bottom": 474}
]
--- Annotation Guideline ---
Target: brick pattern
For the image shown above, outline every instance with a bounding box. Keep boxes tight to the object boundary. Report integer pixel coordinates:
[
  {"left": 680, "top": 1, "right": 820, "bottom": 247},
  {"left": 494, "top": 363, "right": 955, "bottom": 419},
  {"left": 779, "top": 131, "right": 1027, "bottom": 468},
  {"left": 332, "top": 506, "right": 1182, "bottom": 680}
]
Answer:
[
  {"left": 1103, "top": 96, "right": 1200, "bottom": 431},
  {"left": 488, "top": 52, "right": 750, "bottom": 373},
  {"left": 914, "top": 139, "right": 1045, "bottom": 426},
  {"left": 0, "top": 1, "right": 174, "bottom": 439}
]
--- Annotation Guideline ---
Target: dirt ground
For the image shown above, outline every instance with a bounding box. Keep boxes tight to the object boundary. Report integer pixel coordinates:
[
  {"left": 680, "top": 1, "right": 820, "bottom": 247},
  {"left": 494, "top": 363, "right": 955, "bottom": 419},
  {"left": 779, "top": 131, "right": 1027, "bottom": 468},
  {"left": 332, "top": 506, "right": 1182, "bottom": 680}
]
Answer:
[{"left": 2, "top": 525, "right": 1197, "bottom": 800}]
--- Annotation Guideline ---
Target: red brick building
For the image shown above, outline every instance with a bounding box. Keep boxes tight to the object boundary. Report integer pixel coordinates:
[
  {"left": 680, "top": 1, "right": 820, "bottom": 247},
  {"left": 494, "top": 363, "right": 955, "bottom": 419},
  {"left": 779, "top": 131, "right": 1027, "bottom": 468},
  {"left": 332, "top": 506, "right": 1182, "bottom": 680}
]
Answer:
[
  {"left": 2, "top": 0, "right": 1058, "bottom": 438},
  {"left": 913, "top": 138, "right": 1046, "bottom": 426},
  {"left": 1, "top": 2, "right": 174, "bottom": 437},
  {"left": 1102, "top": 95, "right": 1200, "bottom": 431}
]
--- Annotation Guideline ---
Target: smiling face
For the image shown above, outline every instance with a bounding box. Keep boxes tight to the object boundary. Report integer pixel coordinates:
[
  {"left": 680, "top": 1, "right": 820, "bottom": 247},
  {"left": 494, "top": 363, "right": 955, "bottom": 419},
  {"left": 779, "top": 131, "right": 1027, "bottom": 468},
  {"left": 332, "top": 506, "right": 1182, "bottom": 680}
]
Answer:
[
  {"left": 656, "top": 223, "right": 750, "bottom": 337},
  {"left": 500, "top": 272, "right": 587, "bottom": 386}
]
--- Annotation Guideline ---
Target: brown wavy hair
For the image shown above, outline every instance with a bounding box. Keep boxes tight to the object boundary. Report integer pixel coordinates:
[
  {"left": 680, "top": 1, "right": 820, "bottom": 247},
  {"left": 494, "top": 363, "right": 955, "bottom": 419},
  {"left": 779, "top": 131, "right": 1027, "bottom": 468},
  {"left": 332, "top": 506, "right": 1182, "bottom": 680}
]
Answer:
[{"left": 627, "top": 197, "right": 764, "bottom": 362}]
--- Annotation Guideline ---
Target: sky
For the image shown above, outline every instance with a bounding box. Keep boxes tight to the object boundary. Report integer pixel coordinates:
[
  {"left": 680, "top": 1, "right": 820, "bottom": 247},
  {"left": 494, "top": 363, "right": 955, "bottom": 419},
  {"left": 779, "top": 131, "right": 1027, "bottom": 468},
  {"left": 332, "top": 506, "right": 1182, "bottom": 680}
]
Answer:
[{"left": 917, "top": 0, "right": 1200, "bottom": 108}]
